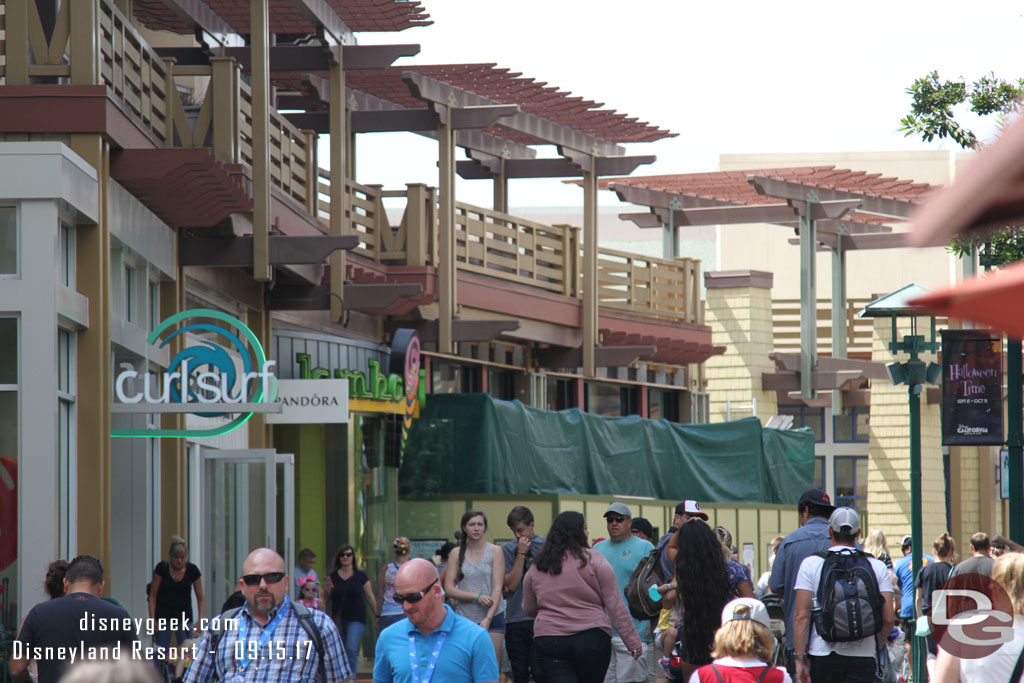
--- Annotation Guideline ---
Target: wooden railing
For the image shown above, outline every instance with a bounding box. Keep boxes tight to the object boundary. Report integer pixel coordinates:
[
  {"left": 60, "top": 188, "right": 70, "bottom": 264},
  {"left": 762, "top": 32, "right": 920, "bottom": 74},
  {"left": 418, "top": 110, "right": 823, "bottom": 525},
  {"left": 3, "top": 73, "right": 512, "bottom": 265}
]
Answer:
[
  {"left": 99, "top": 0, "right": 170, "bottom": 143},
  {"left": 597, "top": 248, "right": 702, "bottom": 323},
  {"left": 455, "top": 204, "right": 579, "bottom": 295},
  {"left": 237, "top": 78, "right": 315, "bottom": 208},
  {"left": 317, "top": 179, "right": 702, "bottom": 322}
]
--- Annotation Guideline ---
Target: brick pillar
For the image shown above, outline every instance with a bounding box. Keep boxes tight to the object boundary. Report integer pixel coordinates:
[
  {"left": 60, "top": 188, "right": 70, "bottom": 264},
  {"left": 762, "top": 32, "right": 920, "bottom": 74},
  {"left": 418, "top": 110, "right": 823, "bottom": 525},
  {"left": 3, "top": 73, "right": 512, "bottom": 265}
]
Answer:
[
  {"left": 867, "top": 316, "right": 947, "bottom": 545},
  {"left": 704, "top": 270, "right": 778, "bottom": 424}
]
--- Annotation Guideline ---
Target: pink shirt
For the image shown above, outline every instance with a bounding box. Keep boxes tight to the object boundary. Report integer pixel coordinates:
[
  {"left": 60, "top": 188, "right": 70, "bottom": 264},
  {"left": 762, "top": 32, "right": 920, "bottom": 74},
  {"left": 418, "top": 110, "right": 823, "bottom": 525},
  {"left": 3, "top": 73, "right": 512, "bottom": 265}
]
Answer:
[{"left": 522, "top": 548, "right": 642, "bottom": 651}]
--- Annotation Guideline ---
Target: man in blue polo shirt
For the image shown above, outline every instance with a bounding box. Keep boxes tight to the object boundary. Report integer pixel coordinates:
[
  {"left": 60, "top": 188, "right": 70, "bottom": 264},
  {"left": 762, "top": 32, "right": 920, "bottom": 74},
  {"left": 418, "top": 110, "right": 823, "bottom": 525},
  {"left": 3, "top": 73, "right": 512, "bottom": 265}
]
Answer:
[{"left": 374, "top": 558, "right": 498, "bottom": 683}]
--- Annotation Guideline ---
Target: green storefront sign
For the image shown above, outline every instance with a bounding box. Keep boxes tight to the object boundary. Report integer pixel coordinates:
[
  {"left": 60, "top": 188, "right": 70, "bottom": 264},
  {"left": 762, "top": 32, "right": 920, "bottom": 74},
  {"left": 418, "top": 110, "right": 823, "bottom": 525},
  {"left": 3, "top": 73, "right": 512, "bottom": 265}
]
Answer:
[{"left": 296, "top": 353, "right": 426, "bottom": 405}]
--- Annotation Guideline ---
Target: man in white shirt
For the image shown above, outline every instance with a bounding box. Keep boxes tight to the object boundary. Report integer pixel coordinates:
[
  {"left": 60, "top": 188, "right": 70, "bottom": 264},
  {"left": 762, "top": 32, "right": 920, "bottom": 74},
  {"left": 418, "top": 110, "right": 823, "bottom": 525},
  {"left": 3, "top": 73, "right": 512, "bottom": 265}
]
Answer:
[{"left": 791, "top": 508, "right": 894, "bottom": 683}]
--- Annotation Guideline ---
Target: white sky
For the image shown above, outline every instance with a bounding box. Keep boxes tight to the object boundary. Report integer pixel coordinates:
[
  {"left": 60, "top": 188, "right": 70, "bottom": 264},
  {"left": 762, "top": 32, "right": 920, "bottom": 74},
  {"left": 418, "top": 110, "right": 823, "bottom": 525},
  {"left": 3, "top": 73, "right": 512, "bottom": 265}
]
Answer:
[{"left": 345, "top": 1, "right": 1024, "bottom": 208}]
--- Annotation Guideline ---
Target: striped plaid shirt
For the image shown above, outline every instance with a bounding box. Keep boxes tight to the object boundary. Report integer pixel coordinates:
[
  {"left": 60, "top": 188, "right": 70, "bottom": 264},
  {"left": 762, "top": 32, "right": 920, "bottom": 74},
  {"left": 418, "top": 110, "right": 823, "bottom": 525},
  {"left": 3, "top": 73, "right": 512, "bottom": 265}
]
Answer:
[{"left": 183, "top": 599, "right": 351, "bottom": 683}]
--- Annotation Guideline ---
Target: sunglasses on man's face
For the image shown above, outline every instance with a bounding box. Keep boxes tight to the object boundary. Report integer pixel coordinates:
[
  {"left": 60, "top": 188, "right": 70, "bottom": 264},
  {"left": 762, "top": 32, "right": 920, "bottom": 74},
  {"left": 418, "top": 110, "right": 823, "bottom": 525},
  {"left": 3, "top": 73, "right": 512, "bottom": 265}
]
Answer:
[
  {"left": 241, "top": 572, "right": 286, "bottom": 586},
  {"left": 606, "top": 516, "right": 629, "bottom": 525},
  {"left": 394, "top": 578, "right": 438, "bottom": 604}
]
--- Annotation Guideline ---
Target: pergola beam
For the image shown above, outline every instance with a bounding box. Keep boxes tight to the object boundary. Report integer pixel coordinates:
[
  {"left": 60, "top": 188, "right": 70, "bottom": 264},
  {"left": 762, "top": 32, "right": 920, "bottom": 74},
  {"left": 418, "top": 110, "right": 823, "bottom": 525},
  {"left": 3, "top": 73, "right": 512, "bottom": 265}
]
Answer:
[
  {"left": 456, "top": 155, "right": 655, "bottom": 180},
  {"left": 286, "top": 0, "right": 354, "bottom": 45},
  {"left": 293, "top": 81, "right": 537, "bottom": 159},
  {"left": 403, "top": 71, "right": 625, "bottom": 156},
  {"left": 157, "top": 0, "right": 236, "bottom": 43},
  {"left": 788, "top": 232, "right": 908, "bottom": 250},
  {"left": 748, "top": 175, "right": 916, "bottom": 219},
  {"left": 179, "top": 235, "right": 358, "bottom": 266},
  {"left": 156, "top": 44, "right": 419, "bottom": 71}
]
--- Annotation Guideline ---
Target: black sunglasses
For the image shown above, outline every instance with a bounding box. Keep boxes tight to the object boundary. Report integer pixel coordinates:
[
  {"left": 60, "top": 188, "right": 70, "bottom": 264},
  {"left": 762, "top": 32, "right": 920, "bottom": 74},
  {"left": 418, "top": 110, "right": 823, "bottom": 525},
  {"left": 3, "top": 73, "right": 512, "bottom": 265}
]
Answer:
[
  {"left": 606, "top": 516, "right": 629, "bottom": 524},
  {"left": 241, "top": 572, "right": 286, "bottom": 586},
  {"left": 340, "top": 551, "right": 354, "bottom": 557},
  {"left": 394, "top": 578, "right": 438, "bottom": 604}
]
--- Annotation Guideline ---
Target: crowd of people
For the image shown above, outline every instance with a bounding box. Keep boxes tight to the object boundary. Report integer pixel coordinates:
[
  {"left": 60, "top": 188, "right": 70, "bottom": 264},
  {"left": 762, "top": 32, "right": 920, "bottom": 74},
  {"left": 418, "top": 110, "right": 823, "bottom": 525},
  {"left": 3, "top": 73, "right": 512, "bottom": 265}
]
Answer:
[{"left": 11, "top": 492, "right": 1024, "bottom": 683}]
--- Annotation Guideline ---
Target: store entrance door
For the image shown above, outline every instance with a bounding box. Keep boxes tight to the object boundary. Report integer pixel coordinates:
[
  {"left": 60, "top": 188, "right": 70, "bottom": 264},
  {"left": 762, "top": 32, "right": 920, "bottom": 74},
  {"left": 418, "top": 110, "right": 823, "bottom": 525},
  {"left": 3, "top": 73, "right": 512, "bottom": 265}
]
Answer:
[{"left": 189, "top": 446, "right": 295, "bottom": 619}]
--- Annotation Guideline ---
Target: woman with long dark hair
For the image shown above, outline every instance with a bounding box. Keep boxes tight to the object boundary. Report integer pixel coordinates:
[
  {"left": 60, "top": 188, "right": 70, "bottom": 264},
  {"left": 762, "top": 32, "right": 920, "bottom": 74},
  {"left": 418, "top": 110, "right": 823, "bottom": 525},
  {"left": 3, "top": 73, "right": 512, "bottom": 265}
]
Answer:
[
  {"left": 326, "top": 544, "right": 376, "bottom": 676},
  {"left": 672, "top": 519, "right": 753, "bottom": 681},
  {"left": 443, "top": 509, "right": 507, "bottom": 665},
  {"left": 522, "top": 511, "right": 642, "bottom": 682}
]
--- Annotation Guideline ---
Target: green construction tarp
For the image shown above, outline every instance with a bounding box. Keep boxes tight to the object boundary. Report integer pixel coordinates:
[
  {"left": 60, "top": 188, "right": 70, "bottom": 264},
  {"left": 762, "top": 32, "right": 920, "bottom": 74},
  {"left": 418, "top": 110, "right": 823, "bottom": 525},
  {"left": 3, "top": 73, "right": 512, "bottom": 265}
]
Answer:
[{"left": 399, "top": 394, "right": 814, "bottom": 504}]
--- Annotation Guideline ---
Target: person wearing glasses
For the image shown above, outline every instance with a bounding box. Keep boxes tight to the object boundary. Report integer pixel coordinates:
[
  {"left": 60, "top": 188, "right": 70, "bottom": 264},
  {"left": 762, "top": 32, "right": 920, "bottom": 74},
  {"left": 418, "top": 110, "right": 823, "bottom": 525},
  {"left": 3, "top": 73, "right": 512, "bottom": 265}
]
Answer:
[
  {"left": 377, "top": 536, "right": 413, "bottom": 631},
  {"left": 593, "top": 502, "right": 654, "bottom": 683},
  {"left": 326, "top": 544, "right": 377, "bottom": 676},
  {"left": 183, "top": 548, "right": 352, "bottom": 683},
  {"left": 374, "top": 558, "right": 499, "bottom": 683}
]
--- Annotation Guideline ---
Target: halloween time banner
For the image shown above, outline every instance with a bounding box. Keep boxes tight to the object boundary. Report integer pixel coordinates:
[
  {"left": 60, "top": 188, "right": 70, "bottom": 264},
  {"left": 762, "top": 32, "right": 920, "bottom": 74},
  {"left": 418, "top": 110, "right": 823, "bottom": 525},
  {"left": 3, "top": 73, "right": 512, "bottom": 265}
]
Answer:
[{"left": 941, "top": 330, "right": 1003, "bottom": 446}]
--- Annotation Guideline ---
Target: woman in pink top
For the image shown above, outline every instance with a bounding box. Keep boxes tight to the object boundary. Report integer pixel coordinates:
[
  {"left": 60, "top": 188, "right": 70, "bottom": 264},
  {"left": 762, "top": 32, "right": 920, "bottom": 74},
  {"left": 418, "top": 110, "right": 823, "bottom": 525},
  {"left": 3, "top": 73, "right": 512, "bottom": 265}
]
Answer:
[{"left": 522, "top": 511, "right": 643, "bottom": 683}]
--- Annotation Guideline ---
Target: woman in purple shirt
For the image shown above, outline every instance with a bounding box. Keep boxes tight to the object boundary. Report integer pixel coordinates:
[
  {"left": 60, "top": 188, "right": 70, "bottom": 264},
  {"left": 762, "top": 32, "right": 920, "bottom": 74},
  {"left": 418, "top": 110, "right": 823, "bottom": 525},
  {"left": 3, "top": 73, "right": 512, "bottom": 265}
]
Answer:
[{"left": 522, "top": 511, "right": 642, "bottom": 683}]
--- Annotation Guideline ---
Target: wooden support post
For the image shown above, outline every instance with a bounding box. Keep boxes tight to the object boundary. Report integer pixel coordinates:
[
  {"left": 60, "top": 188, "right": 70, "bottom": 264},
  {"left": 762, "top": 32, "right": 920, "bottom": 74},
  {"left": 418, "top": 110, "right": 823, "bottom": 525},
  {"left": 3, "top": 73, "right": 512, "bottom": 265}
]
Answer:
[
  {"left": 5, "top": 0, "right": 30, "bottom": 85},
  {"left": 583, "top": 168, "right": 597, "bottom": 377},
  {"left": 493, "top": 158, "right": 508, "bottom": 214},
  {"left": 406, "top": 184, "right": 428, "bottom": 267},
  {"left": 799, "top": 195, "right": 818, "bottom": 399},
  {"left": 251, "top": 0, "right": 271, "bottom": 281},
  {"left": 159, "top": 263, "right": 186, "bottom": 543},
  {"left": 831, "top": 238, "right": 847, "bottom": 413},
  {"left": 69, "top": 0, "right": 100, "bottom": 85},
  {"left": 303, "top": 129, "right": 318, "bottom": 216},
  {"left": 71, "top": 134, "right": 111, "bottom": 574},
  {"left": 329, "top": 57, "right": 347, "bottom": 322},
  {"left": 438, "top": 116, "right": 456, "bottom": 354},
  {"left": 210, "top": 57, "right": 239, "bottom": 162}
]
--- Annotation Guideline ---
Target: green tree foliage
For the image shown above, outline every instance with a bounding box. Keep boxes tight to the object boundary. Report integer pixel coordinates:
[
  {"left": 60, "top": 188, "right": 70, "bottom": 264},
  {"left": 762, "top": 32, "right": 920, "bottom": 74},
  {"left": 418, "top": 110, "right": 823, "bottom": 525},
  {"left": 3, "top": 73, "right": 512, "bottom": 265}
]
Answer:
[{"left": 901, "top": 71, "right": 1024, "bottom": 265}]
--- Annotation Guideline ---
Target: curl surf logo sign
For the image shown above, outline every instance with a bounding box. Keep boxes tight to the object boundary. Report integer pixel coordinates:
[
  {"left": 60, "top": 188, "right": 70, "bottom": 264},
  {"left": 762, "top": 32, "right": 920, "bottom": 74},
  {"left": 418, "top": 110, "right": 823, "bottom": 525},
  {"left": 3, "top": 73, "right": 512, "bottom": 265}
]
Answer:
[{"left": 112, "top": 309, "right": 278, "bottom": 439}]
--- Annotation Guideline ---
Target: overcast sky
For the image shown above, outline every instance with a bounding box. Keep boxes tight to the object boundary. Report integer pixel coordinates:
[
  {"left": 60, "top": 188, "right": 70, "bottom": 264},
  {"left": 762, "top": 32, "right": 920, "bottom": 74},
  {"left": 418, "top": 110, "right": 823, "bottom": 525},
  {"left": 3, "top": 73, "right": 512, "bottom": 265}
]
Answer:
[{"left": 347, "top": 1, "right": 1024, "bottom": 208}]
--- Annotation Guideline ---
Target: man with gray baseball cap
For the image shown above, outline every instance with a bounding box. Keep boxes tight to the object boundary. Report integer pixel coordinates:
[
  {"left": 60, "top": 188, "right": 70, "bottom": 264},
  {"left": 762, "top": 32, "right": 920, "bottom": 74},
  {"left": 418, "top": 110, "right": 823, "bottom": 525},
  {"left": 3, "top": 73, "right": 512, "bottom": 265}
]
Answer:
[
  {"left": 791, "top": 508, "right": 894, "bottom": 683},
  {"left": 594, "top": 502, "right": 654, "bottom": 683}
]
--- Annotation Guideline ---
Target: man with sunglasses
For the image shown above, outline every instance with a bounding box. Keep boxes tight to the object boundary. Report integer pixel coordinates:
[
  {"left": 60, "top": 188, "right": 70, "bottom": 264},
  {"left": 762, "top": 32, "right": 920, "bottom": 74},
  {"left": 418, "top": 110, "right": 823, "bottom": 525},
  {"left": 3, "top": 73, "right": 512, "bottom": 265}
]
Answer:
[
  {"left": 374, "top": 558, "right": 498, "bottom": 683},
  {"left": 594, "top": 502, "right": 654, "bottom": 683},
  {"left": 184, "top": 548, "right": 352, "bottom": 683}
]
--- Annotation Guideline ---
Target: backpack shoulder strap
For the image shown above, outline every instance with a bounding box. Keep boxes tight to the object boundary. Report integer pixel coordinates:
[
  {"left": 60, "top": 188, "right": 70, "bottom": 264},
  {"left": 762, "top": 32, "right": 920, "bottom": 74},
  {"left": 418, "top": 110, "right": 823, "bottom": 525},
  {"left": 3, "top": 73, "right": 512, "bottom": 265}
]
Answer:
[
  {"left": 709, "top": 663, "right": 725, "bottom": 683},
  {"left": 755, "top": 665, "right": 774, "bottom": 683},
  {"left": 292, "top": 600, "right": 329, "bottom": 683},
  {"left": 208, "top": 608, "right": 242, "bottom": 679}
]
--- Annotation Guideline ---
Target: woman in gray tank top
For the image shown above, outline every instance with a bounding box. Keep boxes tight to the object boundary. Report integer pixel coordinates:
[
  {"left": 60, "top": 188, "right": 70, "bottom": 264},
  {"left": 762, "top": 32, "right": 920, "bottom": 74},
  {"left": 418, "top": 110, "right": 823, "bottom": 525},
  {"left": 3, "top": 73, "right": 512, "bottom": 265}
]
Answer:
[{"left": 443, "top": 509, "right": 507, "bottom": 665}]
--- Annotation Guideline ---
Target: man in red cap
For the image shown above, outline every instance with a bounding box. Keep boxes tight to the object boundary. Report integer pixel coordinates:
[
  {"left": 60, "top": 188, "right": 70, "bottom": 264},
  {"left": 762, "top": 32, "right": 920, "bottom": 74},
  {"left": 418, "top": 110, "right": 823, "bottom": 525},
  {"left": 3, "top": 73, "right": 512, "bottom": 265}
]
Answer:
[{"left": 768, "top": 488, "right": 836, "bottom": 671}]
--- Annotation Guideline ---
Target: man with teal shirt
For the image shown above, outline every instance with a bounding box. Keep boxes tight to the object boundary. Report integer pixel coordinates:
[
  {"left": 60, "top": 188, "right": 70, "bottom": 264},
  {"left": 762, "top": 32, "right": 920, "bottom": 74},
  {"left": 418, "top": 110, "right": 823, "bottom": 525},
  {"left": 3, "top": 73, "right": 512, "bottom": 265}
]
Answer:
[
  {"left": 374, "top": 558, "right": 498, "bottom": 683},
  {"left": 593, "top": 502, "right": 654, "bottom": 683}
]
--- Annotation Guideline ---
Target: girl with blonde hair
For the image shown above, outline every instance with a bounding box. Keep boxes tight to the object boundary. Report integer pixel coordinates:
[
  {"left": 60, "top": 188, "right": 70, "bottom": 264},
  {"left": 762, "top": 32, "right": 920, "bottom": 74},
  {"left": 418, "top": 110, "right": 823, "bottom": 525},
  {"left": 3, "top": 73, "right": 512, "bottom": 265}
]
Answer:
[{"left": 688, "top": 598, "right": 791, "bottom": 683}]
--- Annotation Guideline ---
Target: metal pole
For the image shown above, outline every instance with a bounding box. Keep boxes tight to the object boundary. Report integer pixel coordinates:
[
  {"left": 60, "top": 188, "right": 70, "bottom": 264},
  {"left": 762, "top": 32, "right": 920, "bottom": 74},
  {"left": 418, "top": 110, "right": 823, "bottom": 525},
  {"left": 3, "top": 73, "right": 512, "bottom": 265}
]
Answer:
[
  {"left": 799, "top": 206, "right": 817, "bottom": 399},
  {"left": 909, "top": 360, "right": 926, "bottom": 683},
  {"left": 1009, "top": 337, "right": 1024, "bottom": 541}
]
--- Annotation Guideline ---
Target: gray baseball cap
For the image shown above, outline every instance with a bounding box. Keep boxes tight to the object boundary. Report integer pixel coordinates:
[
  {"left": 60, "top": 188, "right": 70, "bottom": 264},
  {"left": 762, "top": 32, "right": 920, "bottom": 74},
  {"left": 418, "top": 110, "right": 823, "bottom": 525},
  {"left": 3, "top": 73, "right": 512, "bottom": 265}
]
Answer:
[{"left": 604, "top": 502, "right": 632, "bottom": 518}]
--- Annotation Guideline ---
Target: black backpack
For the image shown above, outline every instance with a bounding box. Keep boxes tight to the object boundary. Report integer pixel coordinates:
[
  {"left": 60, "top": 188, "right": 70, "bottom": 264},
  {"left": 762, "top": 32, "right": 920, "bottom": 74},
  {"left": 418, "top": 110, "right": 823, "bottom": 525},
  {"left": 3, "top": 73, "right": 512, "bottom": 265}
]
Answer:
[
  {"left": 811, "top": 549, "right": 884, "bottom": 643},
  {"left": 624, "top": 542, "right": 669, "bottom": 620},
  {"left": 208, "top": 601, "right": 328, "bottom": 681}
]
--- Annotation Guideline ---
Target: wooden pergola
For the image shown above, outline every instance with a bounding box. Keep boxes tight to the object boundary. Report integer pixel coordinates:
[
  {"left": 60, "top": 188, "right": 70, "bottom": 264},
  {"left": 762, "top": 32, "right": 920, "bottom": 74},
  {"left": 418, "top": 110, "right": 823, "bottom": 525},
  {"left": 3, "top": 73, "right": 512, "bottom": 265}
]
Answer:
[{"left": 605, "top": 167, "right": 935, "bottom": 401}]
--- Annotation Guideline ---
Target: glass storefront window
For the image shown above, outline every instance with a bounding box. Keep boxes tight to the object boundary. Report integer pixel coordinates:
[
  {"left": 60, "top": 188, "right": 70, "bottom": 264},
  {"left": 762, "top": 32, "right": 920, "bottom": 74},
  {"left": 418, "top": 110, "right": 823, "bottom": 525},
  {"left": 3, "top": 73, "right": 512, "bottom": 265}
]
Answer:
[
  {"left": 814, "top": 456, "right": 825, "bottom": 490},
  {"left": 431, "top": 361, "right": 479, "bottom": 394},
  {"left": 585, "top": 382, "right": 622, "bottom": 416},
  {"left": 834, "top": 406, "right": 869, "bottom": 442},
  {"left": 0, "top": 316, "right": 16, "bottom": 632},
  {"left": 778, "top": 404, "right": 825, "bottom": 442},
  {"left": 0, "top": 207, "right": 15, "bottom": 274},
  {"left": 648, "top": 388, "right": 681, "bottom": 422},
  {"left": 835, "top": 455, "right": 867, "bottom": 510},
  {"left": 0, "top": 318, "right": 16, "bottom": 385},
  {"left": 546, "top": 378, "right": 576, "bottom": 411}
]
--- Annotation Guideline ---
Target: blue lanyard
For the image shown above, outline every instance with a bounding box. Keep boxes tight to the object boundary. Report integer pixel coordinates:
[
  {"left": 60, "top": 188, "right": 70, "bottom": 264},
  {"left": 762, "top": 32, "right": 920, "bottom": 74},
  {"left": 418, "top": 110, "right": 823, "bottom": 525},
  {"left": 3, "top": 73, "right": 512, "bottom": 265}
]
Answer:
[
  {"left": 235, "top": 595, "right": 290, "bottom": 672},
  {"left": 408, "top": 630, "right": 448, "bottom": 683}
]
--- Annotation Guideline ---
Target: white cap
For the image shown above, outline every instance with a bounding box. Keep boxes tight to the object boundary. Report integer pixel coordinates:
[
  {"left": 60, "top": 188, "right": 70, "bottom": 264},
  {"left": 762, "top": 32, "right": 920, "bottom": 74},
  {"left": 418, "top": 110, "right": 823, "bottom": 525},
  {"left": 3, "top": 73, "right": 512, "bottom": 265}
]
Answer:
[
  {"left": 829, "top": 507, "right": 861, "bottom": 535},
  {"left": 720, "top": 598, "right": 771, "bottom": 629}
]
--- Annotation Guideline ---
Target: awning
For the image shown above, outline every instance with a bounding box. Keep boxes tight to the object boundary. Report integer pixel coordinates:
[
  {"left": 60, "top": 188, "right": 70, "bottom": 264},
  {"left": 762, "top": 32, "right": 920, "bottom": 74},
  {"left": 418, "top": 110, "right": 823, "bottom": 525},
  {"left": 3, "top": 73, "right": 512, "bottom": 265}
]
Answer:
[{"left": 910, "top": 261, "right": 1024, "bottom": 338}]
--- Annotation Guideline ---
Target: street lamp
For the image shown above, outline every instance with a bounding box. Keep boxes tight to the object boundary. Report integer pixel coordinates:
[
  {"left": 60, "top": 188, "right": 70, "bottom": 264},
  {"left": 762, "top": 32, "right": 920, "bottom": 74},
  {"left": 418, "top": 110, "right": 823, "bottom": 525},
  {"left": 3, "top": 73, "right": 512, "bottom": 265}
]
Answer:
[{"left": 859, "top": 283, "right": 941, "bottom": 683}]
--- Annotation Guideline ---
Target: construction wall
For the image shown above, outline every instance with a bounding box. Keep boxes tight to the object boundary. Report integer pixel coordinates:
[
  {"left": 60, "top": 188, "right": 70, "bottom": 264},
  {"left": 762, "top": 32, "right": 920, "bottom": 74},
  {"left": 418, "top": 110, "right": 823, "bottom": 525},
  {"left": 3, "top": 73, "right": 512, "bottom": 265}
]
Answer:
[{"left": 398, "top": 494, "right": 799, "bottom": 583}]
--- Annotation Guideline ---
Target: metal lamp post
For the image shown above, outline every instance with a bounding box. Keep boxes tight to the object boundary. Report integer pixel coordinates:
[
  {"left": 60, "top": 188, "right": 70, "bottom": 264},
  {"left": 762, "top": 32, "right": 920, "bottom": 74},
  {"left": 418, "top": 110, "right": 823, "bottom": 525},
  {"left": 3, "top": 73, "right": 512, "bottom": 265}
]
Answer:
[{"left": 860, "top": 284, "right": 941, "bottom": 683}]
